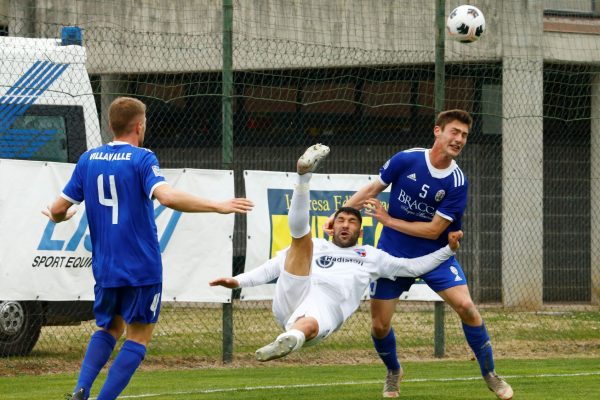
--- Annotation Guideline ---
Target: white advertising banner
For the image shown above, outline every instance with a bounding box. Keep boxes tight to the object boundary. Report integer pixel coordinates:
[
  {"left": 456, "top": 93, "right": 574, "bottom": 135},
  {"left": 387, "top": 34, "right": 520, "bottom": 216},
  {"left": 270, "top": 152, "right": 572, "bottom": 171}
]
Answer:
[
  {"left": 242, "top": 170, "right": 389, "bottom": 300},
  {"left": 0, "top": 158, "right": 234, "bottom": 302}
]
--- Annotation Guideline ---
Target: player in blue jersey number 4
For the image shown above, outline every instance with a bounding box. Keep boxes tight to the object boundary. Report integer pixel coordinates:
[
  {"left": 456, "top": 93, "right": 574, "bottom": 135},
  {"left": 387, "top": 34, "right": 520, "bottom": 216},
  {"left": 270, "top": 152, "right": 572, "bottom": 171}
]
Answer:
[
  {"left": 43, "top": 97, "right": 253, "bottom": 400},
  {"left": 324, "top": 110, "right": 513, "bottom": 400}
]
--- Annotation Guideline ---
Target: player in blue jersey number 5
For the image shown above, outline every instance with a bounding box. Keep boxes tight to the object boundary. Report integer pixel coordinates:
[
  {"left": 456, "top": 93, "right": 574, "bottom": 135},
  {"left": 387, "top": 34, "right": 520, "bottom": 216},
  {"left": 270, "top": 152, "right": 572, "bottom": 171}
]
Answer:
[
  {"left": 43, "top": 97, "right": 254, "bottom": 400},
  {"left": 324, "top": 110, "right": 512, "bottom": 400}
]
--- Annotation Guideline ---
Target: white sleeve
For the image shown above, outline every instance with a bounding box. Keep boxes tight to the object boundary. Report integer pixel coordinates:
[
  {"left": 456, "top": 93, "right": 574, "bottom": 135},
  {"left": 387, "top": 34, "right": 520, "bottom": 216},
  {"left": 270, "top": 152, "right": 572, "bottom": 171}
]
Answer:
[
  {"left": 377, "top": 245, "right": 455, "bottom": 278},
  {"left": 235, "top": 257, "right": 282, "bottom": 288}
]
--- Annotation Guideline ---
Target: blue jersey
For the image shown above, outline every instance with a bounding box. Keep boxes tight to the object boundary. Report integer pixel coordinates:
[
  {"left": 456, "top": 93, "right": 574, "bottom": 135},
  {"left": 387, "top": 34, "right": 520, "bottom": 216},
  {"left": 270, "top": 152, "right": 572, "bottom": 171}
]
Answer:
[
  {"left": 62, "top": 142, "right": 166, "bottom": 288},
  {"left": 377, "top": 148, "right": 467, "bottom": 258}
]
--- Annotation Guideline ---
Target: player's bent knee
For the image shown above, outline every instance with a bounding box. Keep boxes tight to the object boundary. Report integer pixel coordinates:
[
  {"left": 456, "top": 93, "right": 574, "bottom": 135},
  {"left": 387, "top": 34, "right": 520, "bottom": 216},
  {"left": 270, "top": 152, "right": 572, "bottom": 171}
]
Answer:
[
  {"left": 126, "top": 322, "right": 155, "bottom": 347},
  {"left": 292, "top": 316, "right": 319, "bottom": 340},
  {"left": 306, "top": 322, "right": 319, "bottom": 340},
  {"left": 371, "top": 319, "right": 392, "bottom": 339},
  {"left": 456, "top": 301, "right": 480, "bottom": 322}
]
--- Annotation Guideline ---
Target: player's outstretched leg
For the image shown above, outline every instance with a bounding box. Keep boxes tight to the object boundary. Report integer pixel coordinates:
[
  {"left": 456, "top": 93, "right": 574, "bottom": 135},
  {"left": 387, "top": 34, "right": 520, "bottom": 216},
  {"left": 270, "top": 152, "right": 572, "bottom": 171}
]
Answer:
[
  {"left": 255, "top": 329, "right": 306, "bottom": 362},
  {"left": 383, "top": 367, "right": 403, "bottom": 398},
  {"left": 284, "top": 144, "right": 330, "bottom": 276},
  {"left": 484, "top": 372, "right": 513, "bottom": 400},
  {"left": 297, "top": 143, "right": 330, "bottom": 175},
  {"left": 287, "top": 144, "right": 330, "bottom": 241}
]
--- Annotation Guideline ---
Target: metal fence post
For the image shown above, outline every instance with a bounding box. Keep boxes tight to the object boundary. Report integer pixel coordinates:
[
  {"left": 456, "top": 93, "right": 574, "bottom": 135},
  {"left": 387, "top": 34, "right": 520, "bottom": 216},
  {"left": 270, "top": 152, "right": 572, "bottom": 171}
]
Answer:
[
  {"left": 434, "top": 302, "right": 445, "bottom": 358},
  {"left": 221, "top": 0, "right": 234, "bottom": 364},
  {"left": 433, "top": 0, "right": 446, "bottom": 359}
]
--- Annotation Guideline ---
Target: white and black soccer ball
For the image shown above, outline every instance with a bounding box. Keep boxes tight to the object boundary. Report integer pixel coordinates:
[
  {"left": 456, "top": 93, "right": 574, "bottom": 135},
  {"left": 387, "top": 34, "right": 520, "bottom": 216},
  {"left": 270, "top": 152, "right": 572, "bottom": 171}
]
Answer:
[{"left": 446, "top": 5, "right": 485, "bottom": 43}]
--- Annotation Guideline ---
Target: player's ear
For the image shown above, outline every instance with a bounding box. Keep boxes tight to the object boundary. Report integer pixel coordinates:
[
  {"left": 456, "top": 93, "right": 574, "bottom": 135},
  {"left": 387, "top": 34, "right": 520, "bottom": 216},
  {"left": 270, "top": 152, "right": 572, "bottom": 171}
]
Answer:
[
  {"left": 434, "top": 125, "right": 442, "bottom": 138},
  {"left": 136, "top": 119, "right": 144, "bottom": 133},
  {"left": 358, "top": 228, "right": 363, "bottom": 238}
]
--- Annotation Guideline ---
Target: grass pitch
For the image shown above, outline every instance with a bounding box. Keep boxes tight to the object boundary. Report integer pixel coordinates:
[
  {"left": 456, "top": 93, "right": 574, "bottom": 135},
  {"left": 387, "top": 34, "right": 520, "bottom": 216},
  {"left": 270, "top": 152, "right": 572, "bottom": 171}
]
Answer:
[{"left": 1, "top": 357, "right": 599, "bottom": 400}]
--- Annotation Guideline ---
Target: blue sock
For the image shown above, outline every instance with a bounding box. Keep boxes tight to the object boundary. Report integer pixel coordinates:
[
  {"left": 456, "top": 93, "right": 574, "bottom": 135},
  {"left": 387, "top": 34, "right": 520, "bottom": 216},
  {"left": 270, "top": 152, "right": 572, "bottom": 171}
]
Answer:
[
  {"left": 372, "top": 328, "right": 401, "bottom": 372},
  {"left": 462, "top": 322, "right": 495, "bottom": 376},
  {"left": 97, "top": 340, "right": 146, "bottom": 400},
  {"left": 74, "top": 330, "right": 117, "bottom": 399}
]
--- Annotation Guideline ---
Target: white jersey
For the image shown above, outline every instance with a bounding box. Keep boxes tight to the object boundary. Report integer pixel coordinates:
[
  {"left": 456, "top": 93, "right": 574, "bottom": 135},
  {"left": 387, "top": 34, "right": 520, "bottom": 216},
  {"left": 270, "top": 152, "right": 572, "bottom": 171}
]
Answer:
[{"left": 237, "top": 239, "right": 453, "bottom": 325}]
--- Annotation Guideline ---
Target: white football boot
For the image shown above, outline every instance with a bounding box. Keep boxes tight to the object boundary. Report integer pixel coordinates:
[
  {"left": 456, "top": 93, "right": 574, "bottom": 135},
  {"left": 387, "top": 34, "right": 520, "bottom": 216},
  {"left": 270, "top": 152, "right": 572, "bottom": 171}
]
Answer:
[
  {"left": 382, "top": 367, "right": 403, "bottom": 398},
  {"left": 255, "top": 331, "right": 305, "bottom": 362},
  {"left": 297, "top": 143, "right": 330, "bottom": 175},
  {"left": 484, "top": 371, "right": 513, "bottom": 400}
]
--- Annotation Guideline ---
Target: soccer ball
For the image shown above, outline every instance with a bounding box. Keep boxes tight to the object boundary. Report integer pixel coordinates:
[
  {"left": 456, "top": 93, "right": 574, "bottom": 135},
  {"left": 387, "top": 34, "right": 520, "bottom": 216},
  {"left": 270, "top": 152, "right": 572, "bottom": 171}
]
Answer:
[{"left": 446, "top": 5, "right": 485, "bottom": 43}]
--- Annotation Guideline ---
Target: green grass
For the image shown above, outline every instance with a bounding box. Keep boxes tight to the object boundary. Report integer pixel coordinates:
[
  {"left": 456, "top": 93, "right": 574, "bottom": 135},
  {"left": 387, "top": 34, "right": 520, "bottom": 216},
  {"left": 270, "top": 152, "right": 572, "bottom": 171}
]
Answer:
[{"left": 1, "top": 358, "right": 599, "bottom": 400}]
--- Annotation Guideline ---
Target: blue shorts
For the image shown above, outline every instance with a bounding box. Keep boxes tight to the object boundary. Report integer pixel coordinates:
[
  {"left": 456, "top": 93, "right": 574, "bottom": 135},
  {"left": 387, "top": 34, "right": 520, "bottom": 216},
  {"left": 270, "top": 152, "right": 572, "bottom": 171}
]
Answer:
[
  {"left": 93, "top": 283, "right": 162, "bottom": 329},
  {"left": 370, "top": 257, "right": 467, "bottom": 300}
]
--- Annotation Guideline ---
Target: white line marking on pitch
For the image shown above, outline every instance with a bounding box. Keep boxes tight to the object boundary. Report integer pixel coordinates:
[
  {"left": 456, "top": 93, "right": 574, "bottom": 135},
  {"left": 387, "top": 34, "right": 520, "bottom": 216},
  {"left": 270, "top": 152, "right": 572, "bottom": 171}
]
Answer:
[{"left": 93, "top": 371, "right": 600, "bottom": 399}]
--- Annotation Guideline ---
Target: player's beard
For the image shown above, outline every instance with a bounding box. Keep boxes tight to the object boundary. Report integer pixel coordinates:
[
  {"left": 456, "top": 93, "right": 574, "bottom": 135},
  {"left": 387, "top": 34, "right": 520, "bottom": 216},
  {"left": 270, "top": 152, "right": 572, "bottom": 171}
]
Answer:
[{"left": 332, "top": 230, "right": 360, "bottom": 248}]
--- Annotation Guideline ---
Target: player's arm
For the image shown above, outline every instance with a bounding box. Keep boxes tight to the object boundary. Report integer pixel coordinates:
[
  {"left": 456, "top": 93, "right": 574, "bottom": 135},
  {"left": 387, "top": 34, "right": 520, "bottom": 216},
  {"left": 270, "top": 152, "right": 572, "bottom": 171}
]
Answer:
[
  {"left": 344, "top": 179, "right": 388, "bottom": 209},
  {"left": 378, "top": 231, "right": 463, "bottom": 278},
  {"left": 364, "top": 197, "right": 450, "bottom": 240},
  {"left": 209, "top": 257, "right": 281, "bottom": 288},
  {"left": 42, "top": 196, "right": 77, "bottom": 223},
  {"left": 323, "top": 180, "right": 388, "bottom": 234},
  {"left": 153, "top": 184, "right": 253, "bottom": 214},
  {"left": 43, "top": 154, "right": 86, "bottom": 223}
]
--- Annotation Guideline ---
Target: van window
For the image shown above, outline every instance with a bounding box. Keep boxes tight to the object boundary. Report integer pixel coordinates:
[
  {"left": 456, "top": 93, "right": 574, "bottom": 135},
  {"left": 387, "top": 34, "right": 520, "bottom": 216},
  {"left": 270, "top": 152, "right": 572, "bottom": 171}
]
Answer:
[
  {"left": 0, "top": 115, "right": 68, "bottom": 162},
  {"left": 0, "top": 105, "right": 87, "bottom": 163}
]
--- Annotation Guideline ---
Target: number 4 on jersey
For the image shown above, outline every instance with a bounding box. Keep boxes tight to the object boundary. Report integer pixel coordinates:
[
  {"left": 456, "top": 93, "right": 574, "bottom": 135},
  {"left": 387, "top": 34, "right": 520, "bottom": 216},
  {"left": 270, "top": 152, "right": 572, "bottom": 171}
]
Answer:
[{"left": 97, "top": 174, "right": 119, "bottom": 224}]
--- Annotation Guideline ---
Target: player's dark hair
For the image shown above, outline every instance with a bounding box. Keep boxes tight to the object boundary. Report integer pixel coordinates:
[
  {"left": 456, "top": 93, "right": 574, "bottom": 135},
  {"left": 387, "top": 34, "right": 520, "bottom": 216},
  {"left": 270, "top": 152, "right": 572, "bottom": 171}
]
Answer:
[
  {"left": 109, "top": 96, "right": 146, "bottom": 136},
  {"left": 435, "top": 109, "right": 473, "bottom": 130},
  {"left": 334, "top": 207, "right": 362, "bottom": 225}
]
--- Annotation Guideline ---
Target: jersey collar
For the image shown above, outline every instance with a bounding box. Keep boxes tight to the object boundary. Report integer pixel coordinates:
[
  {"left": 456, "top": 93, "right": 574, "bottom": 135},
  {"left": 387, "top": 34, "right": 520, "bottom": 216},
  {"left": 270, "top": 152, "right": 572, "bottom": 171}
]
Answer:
[{"left": 425, "top": 149, "right": 457, "bottom": 178}]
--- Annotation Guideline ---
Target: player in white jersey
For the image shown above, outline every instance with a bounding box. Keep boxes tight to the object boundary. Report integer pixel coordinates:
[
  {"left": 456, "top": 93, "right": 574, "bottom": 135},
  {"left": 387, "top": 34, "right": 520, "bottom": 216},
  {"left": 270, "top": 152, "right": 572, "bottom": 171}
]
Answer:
[
  {"left": 210, "top": 144, "right": 462, "bottom": 361},
  {"left": 323, "top": 110, "right": 512, "bottom": 399}
]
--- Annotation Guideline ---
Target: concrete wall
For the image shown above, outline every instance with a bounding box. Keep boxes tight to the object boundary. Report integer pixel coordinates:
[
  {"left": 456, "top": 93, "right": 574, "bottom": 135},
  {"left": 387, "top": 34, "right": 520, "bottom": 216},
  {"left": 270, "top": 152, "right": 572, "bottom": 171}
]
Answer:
[
  {"left": 592, "top": 74, "right": 600, "bottom": 306},
  {"left": 0, "top": 0, "right": 8, "bottom": 24},
  {"left": 4, "top": 0, "right": 596, "bottom": 73},
  {"left": 500, "top": 0, "right": 544, "bottom": 309}
]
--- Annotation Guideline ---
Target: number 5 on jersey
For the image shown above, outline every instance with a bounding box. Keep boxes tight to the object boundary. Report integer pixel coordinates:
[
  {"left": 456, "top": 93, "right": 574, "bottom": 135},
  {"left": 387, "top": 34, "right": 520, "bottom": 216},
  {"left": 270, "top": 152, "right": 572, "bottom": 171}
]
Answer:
[{"left": 97, "top": 174, "right": 119, "bottom": 224}]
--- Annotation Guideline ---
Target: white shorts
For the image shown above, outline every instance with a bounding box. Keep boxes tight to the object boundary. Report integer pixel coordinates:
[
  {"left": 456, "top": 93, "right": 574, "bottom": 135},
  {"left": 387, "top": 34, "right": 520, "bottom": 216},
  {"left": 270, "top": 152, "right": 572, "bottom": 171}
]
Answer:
[{"left": 272, "top": 270, "right": 344, "bottom": 346}]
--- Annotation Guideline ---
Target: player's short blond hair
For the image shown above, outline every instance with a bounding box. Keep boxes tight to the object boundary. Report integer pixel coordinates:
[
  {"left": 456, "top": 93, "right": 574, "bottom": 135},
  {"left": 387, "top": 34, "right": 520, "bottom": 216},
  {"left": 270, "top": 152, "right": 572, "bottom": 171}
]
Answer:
[{"left": 109, "top": 97, "right": 146, "bottom": 136}]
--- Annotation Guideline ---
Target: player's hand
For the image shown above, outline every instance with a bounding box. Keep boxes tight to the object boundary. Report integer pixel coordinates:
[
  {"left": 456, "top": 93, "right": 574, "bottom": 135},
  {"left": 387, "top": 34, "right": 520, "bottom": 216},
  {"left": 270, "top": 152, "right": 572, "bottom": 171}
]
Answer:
[
  {"left": 447, "top": 230, "right": 463, "bottom": 252},
  {"left": 209, "top": 277, "right": 240, "bottom": 289},
  {"left": 41, "top": 205, "right": 77, "bottom": 223},
  {"left": 323, "top": 213, "right": 335, "bottom": 236},
  {"left": 364, "top": 198, "right": 390, "bottom": 225},
  {"left": 217, "top": 198, "right": 254, "bottom": 214}
]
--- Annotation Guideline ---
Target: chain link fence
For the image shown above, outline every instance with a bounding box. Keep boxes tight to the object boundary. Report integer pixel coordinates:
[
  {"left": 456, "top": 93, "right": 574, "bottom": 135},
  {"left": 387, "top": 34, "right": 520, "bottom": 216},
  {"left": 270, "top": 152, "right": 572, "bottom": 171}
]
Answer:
[{"left": 1, "top": 0, "right": 599, "bottom": 371}]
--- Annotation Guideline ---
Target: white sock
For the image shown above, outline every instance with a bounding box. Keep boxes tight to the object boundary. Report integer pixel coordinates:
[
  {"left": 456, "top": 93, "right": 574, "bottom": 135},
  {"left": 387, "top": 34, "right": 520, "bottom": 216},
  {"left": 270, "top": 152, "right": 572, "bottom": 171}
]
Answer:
[
  {"left": 278, "top": 329, "right": 306, "bottom": 352},
  {"left": 288, "top": 173, "right": 312, "bottom": 238},
  {"left": 297, "top": 172, "right": 312, "bottom": 184}
]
